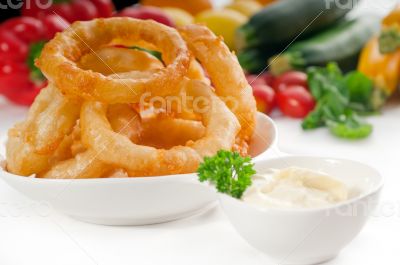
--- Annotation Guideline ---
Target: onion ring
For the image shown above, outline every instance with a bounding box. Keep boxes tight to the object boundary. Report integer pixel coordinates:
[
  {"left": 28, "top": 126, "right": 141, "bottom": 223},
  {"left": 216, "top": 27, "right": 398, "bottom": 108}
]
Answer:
[
  {"left": 78, "top": 46, "right": 164, "bottom": 75},
  {"left": 139, "top": 116, "right": 205, "bottom": 149},
  {"left": 38, "top": 149, "right": 111, "bottom": 179},
  {"left": 107, "top": 104, "right": 144, "bottom": 143},
  {"left": 23, "top": 85, "right": 81, "bottom": 155},
  {"left": 80, "top": 79, "right": 240, "bottom": 176},
  {"left": 37, "top": 18, "right": 191, "bottom": 103},
  {"left": 179, "top": 24, "right": 257, "bottom": 153},
  {"left": 6, "top": 120, "right": 74, "bottom": 176},
  {"left": 7, "top": 18, "right": 250, "bottom": 179},
  {"left": 39, "top": 102, "right": 207, "bottom": 179}
]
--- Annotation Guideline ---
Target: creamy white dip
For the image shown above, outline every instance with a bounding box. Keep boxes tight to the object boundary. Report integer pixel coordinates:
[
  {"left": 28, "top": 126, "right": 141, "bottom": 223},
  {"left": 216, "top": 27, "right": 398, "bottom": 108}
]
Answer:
[{"left": 242, "top": 167, "right": 349, "bottom": 209}]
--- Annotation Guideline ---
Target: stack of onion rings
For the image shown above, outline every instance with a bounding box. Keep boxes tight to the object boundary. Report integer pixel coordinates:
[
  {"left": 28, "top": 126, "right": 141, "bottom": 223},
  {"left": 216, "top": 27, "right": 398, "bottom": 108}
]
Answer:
[{"left": 5, "top": 18, "right": 257, "bottom": 179}]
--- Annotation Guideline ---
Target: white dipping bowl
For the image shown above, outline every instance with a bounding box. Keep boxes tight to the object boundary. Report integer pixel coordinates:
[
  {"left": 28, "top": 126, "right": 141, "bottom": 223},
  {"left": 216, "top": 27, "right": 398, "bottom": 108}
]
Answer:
[
  {"left": 0, "top": 112, "right": 276, "bottom": 226},
  {"left": 219, "top": 156, "right": 383, "bottom": 265}
]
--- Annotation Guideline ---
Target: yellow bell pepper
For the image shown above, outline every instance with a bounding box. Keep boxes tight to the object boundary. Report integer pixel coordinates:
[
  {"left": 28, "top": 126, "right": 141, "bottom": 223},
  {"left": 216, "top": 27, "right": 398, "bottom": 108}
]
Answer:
[
  {"left": 162, "top": 7, "right": 194, "bottom": 26},
  {"left": 226, "top": 0, "right": 262, "bottom": 17},
  {"left": 195, "top": 9, "right": 247, "bottom": 50},
  {"left": 358, "top": 37, "right": 400, "bottom": 102},
  {"left": 379, "top": 4, "right": 400, "bottom": 53}
]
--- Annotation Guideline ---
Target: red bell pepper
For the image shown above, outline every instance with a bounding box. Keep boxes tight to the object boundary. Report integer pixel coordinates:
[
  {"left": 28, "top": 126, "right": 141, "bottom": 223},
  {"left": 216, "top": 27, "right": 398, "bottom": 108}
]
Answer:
[
  {"left": 0, "top": 15, "right": 69, "bottom": 106},
  {"left": 22, "top": 0, "right": 114, "bottom": 23}
]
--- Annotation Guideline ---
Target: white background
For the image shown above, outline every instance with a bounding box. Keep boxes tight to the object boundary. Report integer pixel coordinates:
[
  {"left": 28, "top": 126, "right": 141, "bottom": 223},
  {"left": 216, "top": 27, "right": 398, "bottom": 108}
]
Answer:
[{"left": 1, "top": 0, "right": 400, "bottom": 264}]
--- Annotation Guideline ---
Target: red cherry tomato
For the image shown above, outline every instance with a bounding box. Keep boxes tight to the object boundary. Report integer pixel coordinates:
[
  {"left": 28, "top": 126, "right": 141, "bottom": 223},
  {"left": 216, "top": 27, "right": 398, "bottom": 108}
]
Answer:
[
  {"left": 273, "top": 71, "right": 308, "bottom": 92},
  {"left": 252, "top": 84, "right": 276, "bottom": 115},
  {"left": 246, "top": 74, "right": 266, "bottom": 87},
  {"left": 260, "top": 71, "right": 275, "bottom": 87},
  {"left": 277, "top": 85, "right": 315, "bottom": 118}
]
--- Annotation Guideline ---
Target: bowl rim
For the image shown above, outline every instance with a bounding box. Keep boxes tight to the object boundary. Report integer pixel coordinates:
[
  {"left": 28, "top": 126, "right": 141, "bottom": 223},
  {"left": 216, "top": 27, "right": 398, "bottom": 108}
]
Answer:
[
  {"left": 219, "top": 155, "right": 384, "bottom": 214},
  {"left": 0, "top": 112, "right": 277, "bottom": 183}
]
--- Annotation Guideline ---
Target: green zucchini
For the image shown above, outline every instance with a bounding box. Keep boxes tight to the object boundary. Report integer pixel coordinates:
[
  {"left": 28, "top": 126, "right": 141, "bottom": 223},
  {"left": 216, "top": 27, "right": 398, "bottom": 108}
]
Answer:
[
  {"left": 238, "top": 46, "right": 281, "bottom": 73},
  {"left": 269, "top": 17, "right": 380, "bottom": 75},
  {"left": 236, "top": 0, "right": 359, "bottom": 50}
]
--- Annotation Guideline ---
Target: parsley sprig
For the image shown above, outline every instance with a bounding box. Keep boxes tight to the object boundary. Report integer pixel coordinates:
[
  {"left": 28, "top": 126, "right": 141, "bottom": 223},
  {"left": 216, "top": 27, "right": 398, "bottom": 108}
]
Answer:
[{"left": 197, "top": 150, "right": 256, "bottom": 199}]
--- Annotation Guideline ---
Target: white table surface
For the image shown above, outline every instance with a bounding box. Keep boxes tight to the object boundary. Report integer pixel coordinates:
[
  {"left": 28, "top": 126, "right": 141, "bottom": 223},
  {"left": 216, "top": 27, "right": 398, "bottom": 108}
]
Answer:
[{"left": 1, "top": 1, "right": 400, "bottom": 264}]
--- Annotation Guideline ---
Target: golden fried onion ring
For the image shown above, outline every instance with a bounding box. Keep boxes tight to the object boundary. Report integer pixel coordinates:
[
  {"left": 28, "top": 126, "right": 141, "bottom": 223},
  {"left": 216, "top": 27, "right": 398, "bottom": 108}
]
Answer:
[
  {"left": 6, "top": 85, "right": 78, "bottom": 175},
  {"left": 37, "top": 18, "right": 191, "bottom": 103},
  {"left": 78, "top": 46, "right": 164, "bottom": 75},
  {"left": 6, "top": 18, "right": 253, "bottom": 179},
  {"left": 80, "top": 79, "right": 240, "bottom": 176},
  {"left": 24, "top": 85, "right": 81, "bottom": 155},
  {"left": 39, "top": 103, "right": 207, "bottom": 179},
  {"left": 6, "top": 47, "right": 163, "bottom": 177},
  {"left": 179, "top": 24, "right": 257, "bottom": 152}
]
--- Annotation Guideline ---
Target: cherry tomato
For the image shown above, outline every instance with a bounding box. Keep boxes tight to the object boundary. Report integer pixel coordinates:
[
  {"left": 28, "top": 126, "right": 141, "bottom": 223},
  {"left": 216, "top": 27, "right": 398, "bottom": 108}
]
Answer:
[
  {"left": 246, "top": 74, "right": 266, "bottom": 87},
  {"left": 252, "top": 84, "right": 276, "bottom": 115},
  {"left": 277, "top": 85, "right": 315, "bottom": 118},
  {"left": 260, "top": 71, "right": 275, "bottom": 87},
  {"left": 273, "top": 71, "right": 308, "bottom": 92}
]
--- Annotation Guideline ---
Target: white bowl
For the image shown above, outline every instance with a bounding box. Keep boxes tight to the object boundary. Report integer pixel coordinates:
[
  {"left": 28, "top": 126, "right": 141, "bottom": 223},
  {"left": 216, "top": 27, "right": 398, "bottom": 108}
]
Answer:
[
  {"left": 0, "top": 112, "right": 277, "bottom": 225},
  {"left": 219, "top": 156, "right": 383, "bottom": 265}
]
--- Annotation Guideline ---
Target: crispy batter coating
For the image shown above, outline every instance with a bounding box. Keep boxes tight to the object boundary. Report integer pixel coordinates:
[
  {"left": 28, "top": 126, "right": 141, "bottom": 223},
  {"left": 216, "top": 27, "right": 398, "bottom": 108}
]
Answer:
[
  {"left": 6, "top": 18, "right": 254, "bottom": 179},
  {"left": 80, "top": 79, "right": 239, "bottom": 176},
  {"left": 37, "top": 18, "right": 191, "bottom": 103},
  {"left": 179, "top": 24, "right": 257, "bottom": 154}
]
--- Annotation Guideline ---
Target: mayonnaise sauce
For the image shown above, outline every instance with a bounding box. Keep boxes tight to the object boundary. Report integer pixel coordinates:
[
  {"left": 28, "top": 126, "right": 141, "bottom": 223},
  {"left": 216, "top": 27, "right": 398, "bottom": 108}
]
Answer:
[{"left": 242, "top": 167, "right": 349, "bottom": 209}]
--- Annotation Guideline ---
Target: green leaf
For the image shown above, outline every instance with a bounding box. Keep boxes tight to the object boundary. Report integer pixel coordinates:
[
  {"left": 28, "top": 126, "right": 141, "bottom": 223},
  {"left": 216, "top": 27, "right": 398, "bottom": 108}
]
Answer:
[
  {"left": 302, "top": 103, "right": 325, "bottom": 130},
  {"left": 197, "top": 150, "right": 255, "bottom": 199},
  {"left": 304, "top": 62, "right": 374, "bottom": 140},
  {"left": 345, "top": 71, "right": 374, "bottom": 112},
  {"left": 27, "top": 41, "right": 46, "bottom": 82},
  {"left": 327, "top": 115, "right": 373, "bottom": 139},
  {"left": 130, "top": 46, "right": 163, "bottom": 62}
]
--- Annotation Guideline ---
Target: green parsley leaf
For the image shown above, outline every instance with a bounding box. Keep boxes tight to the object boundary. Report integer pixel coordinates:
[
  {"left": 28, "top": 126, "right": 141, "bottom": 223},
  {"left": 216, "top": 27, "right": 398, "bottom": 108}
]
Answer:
[{"left": 197, "top": 150, "right": 256, "bottom": 199}]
